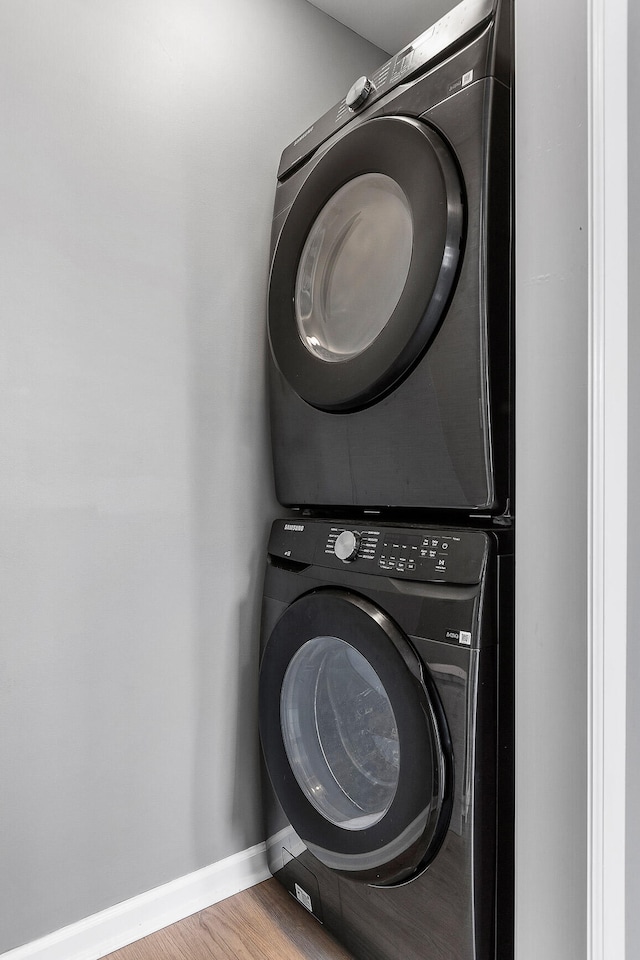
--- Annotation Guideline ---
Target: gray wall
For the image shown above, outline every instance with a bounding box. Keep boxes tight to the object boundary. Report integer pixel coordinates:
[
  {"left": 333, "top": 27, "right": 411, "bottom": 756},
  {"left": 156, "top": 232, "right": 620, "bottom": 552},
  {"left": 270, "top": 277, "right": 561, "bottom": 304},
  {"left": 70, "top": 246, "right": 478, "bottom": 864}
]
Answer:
[
  {"left": 628, "top": 5, "right": 640, "bottom": 956},
  {"left": 306, "top": 0, "right": 461, "bottom": 54},
  {"left": 0, "top": 1, "right": 384, "bottom": 952},
  {"left": 515, "top": 0, "right": 589, "bottom": 956}
]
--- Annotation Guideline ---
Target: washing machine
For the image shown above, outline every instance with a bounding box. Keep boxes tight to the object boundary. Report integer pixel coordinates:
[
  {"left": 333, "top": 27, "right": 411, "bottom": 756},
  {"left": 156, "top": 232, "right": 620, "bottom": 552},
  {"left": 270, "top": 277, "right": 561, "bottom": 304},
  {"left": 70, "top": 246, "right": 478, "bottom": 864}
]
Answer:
[
  {"left": 258, "top": 518, "right": 513, "bottom": 960},
  {"left": 267, "top": 0, "right": 512, "bottom": 518}
]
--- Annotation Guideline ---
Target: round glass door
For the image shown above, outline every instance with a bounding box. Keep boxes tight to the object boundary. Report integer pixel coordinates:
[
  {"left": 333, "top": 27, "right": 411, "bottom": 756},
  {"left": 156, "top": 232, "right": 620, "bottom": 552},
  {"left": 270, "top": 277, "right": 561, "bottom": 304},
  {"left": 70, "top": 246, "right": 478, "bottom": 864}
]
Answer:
[
  {"left": 295, "top": 174, "right": 413, "bottom": 363},
  {"left": 268, "top": 115, "right": 464, "bottom": 412},
  {"left": 280, "top": 635, "right": 400, "bottom": 830},
  {"left": 258, "top": 588, "right": 453, "bottom": 884}
]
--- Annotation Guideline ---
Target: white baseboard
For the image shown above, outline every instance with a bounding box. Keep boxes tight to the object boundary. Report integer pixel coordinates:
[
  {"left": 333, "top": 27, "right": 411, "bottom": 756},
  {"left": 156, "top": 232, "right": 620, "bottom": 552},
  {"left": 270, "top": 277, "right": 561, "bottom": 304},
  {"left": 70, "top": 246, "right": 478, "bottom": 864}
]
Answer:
[{"left": 1, "top": 842, "right": 270, "bottom": 960}]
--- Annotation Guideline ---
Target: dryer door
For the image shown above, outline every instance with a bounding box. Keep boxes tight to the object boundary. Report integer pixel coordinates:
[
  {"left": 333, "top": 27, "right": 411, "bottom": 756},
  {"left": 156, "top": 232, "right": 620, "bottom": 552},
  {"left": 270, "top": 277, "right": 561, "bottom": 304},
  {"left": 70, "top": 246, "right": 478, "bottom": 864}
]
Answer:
[
  {"left": 258, "top": 588, "right": 453, "bottom": 885},
  {"left": 268, "top": 115, "right": 464, "bottom": 412}
]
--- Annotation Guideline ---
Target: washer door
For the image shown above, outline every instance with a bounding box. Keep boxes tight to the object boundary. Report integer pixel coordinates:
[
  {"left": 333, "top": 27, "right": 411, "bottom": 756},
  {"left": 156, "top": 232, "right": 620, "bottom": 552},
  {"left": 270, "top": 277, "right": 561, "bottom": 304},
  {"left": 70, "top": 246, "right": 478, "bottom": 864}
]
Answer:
[
  {"left": 268, "top": 116, "right": 464, "bottom": 412},
  {"left": 259, "top": 589, "right": 453, "bottom": 885}
]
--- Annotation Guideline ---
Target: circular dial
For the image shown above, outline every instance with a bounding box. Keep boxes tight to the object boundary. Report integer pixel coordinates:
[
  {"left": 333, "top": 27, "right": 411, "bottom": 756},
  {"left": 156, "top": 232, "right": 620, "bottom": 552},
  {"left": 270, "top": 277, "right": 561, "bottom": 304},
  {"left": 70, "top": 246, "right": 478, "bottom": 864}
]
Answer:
[
  {"left": 346, "top": 76, "right": 373, "bottom": 111},
  {"left": 334, "top": 530, "right": 360, "bottom": 562}
]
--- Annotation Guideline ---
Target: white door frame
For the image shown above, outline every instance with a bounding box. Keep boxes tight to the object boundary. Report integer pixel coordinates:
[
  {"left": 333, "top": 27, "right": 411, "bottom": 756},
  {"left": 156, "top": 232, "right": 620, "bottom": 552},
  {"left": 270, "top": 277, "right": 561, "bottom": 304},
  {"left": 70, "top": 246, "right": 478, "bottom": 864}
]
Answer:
[{"left": 587, "top": 0, "right": 628, "bottom": 957}]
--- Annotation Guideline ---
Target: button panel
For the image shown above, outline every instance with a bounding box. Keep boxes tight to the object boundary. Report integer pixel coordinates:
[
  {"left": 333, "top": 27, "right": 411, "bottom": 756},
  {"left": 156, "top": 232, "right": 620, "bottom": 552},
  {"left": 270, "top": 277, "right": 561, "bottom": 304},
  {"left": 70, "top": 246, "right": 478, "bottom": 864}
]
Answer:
[
  {"left": 379, "top": 536, "right": 419, "bottom": 572},
  {"left": 277, "top": 0, "right": 495, "bottom": 179},
  {"left": 299, "top": 521, "right": 489, "bottom": 584},
  {"left": 380, "top": 532, "right": 459, "bottom": 577}
]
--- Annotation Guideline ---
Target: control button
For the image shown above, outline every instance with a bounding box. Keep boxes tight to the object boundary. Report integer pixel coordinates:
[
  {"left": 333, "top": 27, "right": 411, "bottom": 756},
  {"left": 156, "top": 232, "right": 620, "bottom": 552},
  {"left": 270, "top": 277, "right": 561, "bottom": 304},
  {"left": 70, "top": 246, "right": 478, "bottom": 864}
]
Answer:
[
  {"left": 334, "top": 530, "right": 360, "bottom": 562},
  {"left": 346, "top": 76, "right": 373, "bottom": 111},
  {"left": 442, "top": 542, "right": 449, "bottom": 550}
]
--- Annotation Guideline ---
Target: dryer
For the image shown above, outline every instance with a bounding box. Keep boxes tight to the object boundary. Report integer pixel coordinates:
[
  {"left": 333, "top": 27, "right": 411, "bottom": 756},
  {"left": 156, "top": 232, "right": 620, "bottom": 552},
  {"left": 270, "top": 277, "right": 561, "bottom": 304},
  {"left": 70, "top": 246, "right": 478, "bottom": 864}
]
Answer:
[
  {"left": 267, "top": 0, "right": 512, "bottom": 517},
  {"left": 258, "top": 518, "right": 513, "bottom": 960}
]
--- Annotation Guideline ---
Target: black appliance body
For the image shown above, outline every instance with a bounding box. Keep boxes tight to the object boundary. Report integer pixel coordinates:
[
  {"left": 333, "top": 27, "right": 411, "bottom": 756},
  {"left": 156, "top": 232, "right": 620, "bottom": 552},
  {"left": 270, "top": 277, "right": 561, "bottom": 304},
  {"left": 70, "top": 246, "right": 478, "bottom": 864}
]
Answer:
[
  {"left": 259, "top": 518, "right": 513, "bottom": 960},
  {"left": 267, "top": 0, "right": 512, "bottom": 519}
]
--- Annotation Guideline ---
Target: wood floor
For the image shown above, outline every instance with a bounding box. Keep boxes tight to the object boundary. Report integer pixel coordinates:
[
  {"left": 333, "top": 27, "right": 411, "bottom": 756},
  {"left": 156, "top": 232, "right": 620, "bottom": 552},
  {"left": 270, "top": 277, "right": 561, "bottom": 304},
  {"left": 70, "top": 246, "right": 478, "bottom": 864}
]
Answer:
[{"left": 103, "top": 879, "right": 355, "bottom": 960}]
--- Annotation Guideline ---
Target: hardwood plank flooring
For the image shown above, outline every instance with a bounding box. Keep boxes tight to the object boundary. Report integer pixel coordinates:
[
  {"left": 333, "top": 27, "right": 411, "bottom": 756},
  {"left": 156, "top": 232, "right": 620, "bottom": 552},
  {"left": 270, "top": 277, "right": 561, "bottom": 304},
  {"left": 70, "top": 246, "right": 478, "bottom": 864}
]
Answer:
[{"left": 103, "top": 879, "right": 355, "bottom": 960}]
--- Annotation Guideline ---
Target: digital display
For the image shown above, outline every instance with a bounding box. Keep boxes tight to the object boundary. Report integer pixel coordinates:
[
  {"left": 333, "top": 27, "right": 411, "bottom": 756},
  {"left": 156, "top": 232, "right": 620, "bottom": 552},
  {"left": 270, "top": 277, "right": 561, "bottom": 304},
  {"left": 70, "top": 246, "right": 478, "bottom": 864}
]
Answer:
[
  {"left": 382, "top": 534, "right": 420, "bottom": 554},
  {"left": 391, "top": 46, "right": 415, "bottom": 80}
]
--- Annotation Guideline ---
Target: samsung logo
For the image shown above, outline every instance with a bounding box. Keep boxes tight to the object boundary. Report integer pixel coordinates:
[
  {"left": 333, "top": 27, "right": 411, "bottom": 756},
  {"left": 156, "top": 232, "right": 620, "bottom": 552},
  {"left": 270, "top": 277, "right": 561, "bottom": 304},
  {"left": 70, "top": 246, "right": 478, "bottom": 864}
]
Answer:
[
  {"left": 294, "top": 126, "right": 313, "bottom": 146},
  {"left": 284, "top": 523, "right": 305, "bottom": 532}
]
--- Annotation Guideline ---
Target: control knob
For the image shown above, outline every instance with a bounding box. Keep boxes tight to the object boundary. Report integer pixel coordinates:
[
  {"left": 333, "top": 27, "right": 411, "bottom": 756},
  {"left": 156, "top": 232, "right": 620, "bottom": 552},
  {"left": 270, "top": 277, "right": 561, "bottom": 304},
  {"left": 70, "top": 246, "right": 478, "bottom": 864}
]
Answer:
[
  {"left": 345, "top": 76, "right": 373, "bottom": 111},
  {"left": 334, "top": 530, "right": 360, "bottom": 562}
]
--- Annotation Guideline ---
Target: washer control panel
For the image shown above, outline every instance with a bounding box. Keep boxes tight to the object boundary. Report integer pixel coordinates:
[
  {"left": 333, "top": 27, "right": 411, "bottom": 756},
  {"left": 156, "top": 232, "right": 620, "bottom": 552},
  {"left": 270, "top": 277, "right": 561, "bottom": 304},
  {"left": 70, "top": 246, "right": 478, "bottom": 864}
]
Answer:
[
  {"left": 380, "top": 532, "right": 455, "bottom": 575},
  {"left": 331, "top": 528, "right": 467, "bottom": 579},
  {"left": 269, "top": 519, "right": 489, "bottom": 585}
]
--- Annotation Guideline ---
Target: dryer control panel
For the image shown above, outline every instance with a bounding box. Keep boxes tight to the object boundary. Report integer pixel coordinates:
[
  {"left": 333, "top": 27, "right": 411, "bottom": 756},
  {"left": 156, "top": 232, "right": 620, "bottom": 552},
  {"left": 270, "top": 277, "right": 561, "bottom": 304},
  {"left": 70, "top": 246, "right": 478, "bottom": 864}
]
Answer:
[
  {"left": 278, "top": 0, "right": 496, "bottom": 179},
  {"left": 269, "top": 519, "right": 489, "bottom": 585}
]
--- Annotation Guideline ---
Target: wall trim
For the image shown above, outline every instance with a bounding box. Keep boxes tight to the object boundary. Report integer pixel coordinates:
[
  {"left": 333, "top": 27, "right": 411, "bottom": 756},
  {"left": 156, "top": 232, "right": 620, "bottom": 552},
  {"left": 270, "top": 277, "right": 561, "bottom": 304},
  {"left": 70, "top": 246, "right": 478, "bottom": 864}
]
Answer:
[
  {"left": 0, "top": 843, "right": 270, "bottom": 960},
  {"left": 587, "top": 0, "right": 628, "bottom": 957}
]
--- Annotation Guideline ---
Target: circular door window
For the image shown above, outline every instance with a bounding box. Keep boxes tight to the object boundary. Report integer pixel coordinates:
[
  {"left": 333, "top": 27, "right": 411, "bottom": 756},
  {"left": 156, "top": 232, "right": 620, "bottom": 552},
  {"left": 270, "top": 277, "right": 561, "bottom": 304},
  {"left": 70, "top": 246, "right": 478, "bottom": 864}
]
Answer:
[
  {"left": 268, "top": 116, "right": 464, "bottom": 412},
  {"left": 259, "top": 588, "right": 453, "bottom": 884},
  {"left": 280, "top": 635, "right": 400, "bottom": 830},
  {"left": 295, "top": 174, "right": 413, "bottom": 363}
]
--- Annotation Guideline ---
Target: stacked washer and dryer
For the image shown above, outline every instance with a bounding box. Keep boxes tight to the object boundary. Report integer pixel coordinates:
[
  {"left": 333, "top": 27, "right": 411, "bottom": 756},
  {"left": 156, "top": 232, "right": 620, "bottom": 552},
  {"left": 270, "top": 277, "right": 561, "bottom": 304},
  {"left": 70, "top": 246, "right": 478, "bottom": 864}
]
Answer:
[{"left": 258, "top": 1, "right": 514, "bottom": 958}]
